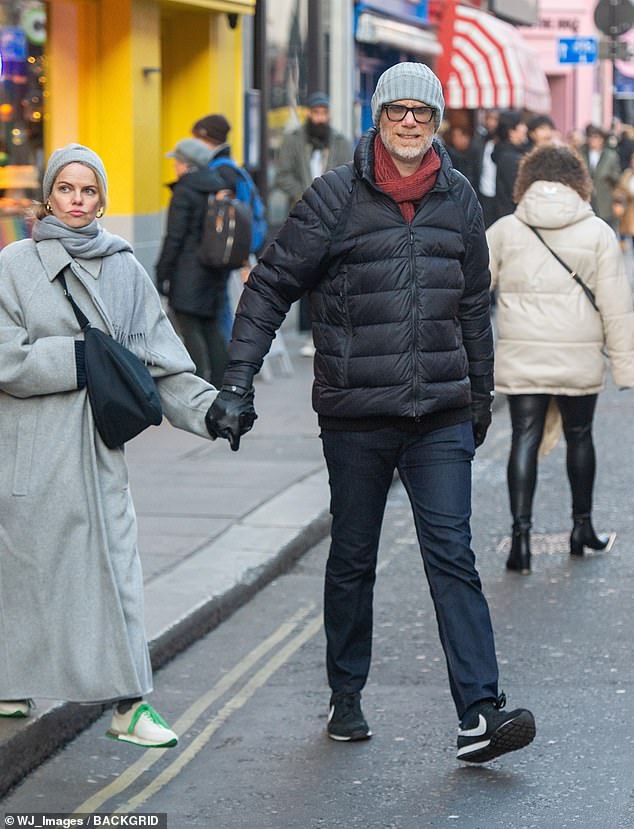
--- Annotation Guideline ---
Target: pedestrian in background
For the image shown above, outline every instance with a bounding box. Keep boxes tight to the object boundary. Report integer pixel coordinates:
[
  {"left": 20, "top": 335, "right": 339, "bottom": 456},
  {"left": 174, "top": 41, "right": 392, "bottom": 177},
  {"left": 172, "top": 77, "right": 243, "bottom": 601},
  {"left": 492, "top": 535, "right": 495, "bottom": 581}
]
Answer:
[
  {"left": 275, "top": 92, "right": 353, "bottom": 357},
  {"left": 491, "top": 109, "right": 528, "bottom": 220},
  {"left": 444, "top": 123, "right": 480, "bottom": 190},
  {"left": 581, "top": 125, "right": 622, "bottom": 230},
  {"left": 566, "top": 128, "right": 585, "bottom": 154},
  {"left": 207, "top": 62, "right": 536, "bottom": 764},
  {"left": 614, "top": 149, "right": 634, "bottom": 251},
  {"left": 156, "top": 138, "right": 231, "bottom": 387},
  {"left": 475, "top": 109, "right": 499, "bottom": 229},
  {"left": 0, "top": 144, "right": 220, "bottom": 746},
  {"left": 526, "top": 114, "right": 556, "bottom": 150},
  {"left": 610, "top": 118, "right": 634, "bottom": 172},
  {"left": 487, "top": 145, "right": 634, "bottom": 574},
  {"left": 191, "top": 114, "right": 266, "bottom": 340}
]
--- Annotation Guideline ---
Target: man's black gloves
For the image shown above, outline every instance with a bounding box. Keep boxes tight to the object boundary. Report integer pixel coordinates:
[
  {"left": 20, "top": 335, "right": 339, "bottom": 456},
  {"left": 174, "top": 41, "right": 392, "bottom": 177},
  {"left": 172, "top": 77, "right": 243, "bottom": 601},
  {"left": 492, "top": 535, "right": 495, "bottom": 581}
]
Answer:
[
  {"left": 470, "top": 381, "right": 494, "bottom": 449},
  {"left": 205, "top": 385, "right": 257, "bottom": 452}
]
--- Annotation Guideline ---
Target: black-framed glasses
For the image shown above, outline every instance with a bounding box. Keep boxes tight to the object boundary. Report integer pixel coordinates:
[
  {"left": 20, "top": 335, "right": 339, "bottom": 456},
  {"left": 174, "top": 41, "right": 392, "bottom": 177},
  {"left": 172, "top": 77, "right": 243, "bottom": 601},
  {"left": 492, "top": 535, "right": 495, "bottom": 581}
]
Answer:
[{"left": 383, "top": 104, "right": 436, "bottom": 124}]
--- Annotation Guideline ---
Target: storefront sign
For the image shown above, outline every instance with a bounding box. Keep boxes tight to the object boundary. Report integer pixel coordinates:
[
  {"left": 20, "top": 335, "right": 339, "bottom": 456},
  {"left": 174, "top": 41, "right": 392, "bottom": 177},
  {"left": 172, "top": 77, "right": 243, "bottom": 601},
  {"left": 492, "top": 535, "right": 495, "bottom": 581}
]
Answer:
[
  {"left": 536, "top": 17, "right": 580, "bottom": 34},
  {"left": 355, "top": 1, "right": 429, "bottom": 25}
]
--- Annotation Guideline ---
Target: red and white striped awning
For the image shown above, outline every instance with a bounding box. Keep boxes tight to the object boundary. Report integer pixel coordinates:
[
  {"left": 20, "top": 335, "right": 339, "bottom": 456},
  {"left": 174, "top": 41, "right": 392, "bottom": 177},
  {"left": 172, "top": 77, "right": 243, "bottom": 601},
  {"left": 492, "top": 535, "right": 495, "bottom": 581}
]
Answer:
[{"left": 444, "top": 4, "right": 551, "bottom": 113}]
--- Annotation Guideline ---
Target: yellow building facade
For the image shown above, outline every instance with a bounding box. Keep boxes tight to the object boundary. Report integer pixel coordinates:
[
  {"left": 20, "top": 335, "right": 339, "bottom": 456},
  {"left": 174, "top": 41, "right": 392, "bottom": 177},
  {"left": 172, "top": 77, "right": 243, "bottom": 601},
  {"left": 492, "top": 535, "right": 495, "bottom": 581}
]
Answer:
[{"left": 0, "top": 0, "right": 255, "bottom": 270}]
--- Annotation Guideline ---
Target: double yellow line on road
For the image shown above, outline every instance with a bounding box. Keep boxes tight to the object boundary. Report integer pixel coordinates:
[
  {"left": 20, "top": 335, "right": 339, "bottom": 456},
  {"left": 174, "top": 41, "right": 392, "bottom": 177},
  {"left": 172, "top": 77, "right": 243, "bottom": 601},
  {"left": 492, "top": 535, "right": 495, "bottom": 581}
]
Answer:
[
  {"left": 73, "top": 543, "right": 403, "bottom": 816},
  {"left": 74, "top": 603, "right": 322, "bottom": 815}
]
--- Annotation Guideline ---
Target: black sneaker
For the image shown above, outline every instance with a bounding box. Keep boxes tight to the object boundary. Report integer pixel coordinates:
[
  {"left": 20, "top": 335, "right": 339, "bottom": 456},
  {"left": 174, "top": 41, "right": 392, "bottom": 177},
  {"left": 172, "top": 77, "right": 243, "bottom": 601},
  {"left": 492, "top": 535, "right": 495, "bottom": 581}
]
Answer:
[
  {"left": 327, "top": 691, "right": 372, "bottom": 741},
  {"left": 457, "top": 693, "right": 535, "bottom": 763}
]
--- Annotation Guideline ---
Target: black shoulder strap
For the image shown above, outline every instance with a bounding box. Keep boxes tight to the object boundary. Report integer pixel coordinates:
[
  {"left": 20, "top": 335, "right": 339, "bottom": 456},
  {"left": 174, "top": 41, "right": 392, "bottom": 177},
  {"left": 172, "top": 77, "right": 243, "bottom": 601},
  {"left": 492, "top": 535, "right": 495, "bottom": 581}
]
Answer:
[
  {"left": 528, "top": 225, "right": 599, "bottom": 312},
  {"left": 58, "top": 272, "right": 91, "bottom": 331}
]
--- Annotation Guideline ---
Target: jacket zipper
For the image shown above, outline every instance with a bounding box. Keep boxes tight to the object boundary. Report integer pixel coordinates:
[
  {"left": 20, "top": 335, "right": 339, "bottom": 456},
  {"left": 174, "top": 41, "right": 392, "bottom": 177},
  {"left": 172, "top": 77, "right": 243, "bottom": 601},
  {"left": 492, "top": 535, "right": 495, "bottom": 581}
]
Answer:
[
  {"left": 408, "top": 225, "right": 420, "bottom": 419},
  {"left": 340, "top": 268, "right": 352, "bottom": 386}
]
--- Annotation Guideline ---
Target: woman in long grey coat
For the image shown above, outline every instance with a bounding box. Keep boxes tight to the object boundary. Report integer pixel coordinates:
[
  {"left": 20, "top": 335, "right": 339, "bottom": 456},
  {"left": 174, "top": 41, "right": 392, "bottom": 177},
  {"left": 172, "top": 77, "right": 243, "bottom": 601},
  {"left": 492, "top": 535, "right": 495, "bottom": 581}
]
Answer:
[
  {"left": 0, "top": 144, "right": 223, "bottom": 748},
  {"left": 487, "top": 145, "right": 634, "bottom": 575}
]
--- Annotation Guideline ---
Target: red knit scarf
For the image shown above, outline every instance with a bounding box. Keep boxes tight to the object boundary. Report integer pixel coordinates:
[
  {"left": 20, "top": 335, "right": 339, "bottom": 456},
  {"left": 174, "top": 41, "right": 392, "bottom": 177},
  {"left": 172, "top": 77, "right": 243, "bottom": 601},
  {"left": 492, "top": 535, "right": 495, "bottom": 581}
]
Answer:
[{"left": 374, "top": 136, "right": 441, "bottom": 221}]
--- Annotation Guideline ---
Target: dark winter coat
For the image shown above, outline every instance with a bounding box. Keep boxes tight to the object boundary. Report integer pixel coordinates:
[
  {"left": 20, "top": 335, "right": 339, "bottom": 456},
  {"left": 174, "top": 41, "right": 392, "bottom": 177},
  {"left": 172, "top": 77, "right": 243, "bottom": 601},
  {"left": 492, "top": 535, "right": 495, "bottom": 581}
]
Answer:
[
  {"left": 225, "top": 129, "right": 493, "bottom": 421},
  {"left": 491, "top": 140, "right": 528, "bottom": 220},
  {"left": 156, "top": 161, "right": 239, "bottom": 318},
  {"left": 446, "top": 141, "right": 481, "bottom": 191}
]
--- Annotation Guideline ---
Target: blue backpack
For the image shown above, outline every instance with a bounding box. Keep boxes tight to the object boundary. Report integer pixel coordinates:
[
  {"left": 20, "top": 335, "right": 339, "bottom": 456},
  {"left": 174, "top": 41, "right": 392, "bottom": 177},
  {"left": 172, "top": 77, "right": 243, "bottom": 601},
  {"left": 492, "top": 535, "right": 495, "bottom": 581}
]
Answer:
[{"left": 209, "top": 157, "right": 267, "bottom": 255}]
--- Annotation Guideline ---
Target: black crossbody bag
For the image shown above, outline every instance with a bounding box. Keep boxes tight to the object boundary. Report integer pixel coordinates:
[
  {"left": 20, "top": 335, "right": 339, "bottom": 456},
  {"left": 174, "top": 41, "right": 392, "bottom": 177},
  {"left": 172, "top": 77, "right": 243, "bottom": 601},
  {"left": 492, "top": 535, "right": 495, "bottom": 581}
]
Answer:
[
  {"left": 59, "top": 272, "right": 163, "bottom": 448},
  {"left": 528, "top": 225, "right": 599, "bottom": 312}
]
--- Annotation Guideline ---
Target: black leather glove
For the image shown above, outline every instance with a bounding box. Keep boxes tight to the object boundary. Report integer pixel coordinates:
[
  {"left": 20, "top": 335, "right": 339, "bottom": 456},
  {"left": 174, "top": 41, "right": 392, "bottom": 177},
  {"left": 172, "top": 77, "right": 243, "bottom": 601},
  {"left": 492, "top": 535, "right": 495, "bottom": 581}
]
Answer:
[
  {"left": 471, "top": 391, "right": 493, "bottom": 448},
  {"left": 205, "top": 385, "right": 257, "bottom": 452}
]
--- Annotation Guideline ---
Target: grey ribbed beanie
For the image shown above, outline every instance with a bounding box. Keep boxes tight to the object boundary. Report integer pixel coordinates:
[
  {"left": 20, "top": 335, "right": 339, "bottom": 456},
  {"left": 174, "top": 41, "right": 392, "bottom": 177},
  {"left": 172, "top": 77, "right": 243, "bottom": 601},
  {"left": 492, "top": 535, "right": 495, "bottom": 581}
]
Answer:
[
  {"left": 166, "top": 138, "right": 214, "bottom": 170},
  {"left": 43, "top": 144, "right": 108, "bottom": 204},
  {"left": 371, "top": 62, "right": 445, "bottom": 129}
]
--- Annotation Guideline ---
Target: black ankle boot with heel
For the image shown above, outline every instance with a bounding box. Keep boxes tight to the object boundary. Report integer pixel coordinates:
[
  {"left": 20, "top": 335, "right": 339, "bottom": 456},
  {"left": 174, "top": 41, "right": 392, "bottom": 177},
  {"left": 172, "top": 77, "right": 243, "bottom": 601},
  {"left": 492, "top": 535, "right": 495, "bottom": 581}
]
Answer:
[
  {"left": 506, "top": 521, "right": 531, "bottom": 574},
  {"left": 570, "top": 514, "right": 614, "bottom": 558}
]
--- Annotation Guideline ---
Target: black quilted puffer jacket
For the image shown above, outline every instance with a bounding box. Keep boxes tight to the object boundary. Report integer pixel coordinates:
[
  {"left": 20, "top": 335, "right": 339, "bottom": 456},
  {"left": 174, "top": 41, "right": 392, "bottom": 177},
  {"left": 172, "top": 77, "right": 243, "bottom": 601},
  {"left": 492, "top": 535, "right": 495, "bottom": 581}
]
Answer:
[{"left": 224, "top": 129, "right": 493, "bottom": 420}]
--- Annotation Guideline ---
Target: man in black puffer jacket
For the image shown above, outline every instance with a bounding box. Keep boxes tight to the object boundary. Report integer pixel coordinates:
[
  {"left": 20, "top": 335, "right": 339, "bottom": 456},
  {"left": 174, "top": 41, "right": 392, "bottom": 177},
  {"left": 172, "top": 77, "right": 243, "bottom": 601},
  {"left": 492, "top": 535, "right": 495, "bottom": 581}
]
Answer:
[{"left": 207, "top": 63, "right": 536, "bottom": 764}]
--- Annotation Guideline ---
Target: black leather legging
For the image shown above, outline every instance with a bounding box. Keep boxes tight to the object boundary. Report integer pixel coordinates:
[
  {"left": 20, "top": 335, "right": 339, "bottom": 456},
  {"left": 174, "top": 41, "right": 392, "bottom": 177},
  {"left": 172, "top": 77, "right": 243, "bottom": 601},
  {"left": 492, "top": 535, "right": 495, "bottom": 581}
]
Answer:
[{"left": 507, "top": 394, "right": 598, "bottom": 523}]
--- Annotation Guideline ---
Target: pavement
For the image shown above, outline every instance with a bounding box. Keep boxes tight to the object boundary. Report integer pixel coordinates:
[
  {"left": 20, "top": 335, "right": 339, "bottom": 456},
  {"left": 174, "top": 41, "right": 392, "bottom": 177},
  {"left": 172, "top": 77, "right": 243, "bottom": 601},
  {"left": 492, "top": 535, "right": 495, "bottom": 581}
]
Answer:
[{"left": 0, "top": 328, "right": 332, "bottom": 798}]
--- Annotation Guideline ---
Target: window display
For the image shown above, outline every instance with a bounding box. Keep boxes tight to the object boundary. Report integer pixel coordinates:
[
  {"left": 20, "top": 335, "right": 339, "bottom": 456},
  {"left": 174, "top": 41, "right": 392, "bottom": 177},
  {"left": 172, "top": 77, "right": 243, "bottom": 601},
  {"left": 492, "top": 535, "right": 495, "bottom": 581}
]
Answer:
[{"left": 0, "top": 0, "right": 45, "bottom": 243}]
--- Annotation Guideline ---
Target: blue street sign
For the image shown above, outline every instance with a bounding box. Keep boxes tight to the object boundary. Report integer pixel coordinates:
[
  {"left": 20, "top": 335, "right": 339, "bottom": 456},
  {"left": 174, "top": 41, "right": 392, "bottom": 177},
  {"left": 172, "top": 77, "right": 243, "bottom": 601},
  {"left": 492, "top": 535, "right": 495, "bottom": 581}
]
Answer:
[{"left": 558, "top": 36, "right": 598, "bottom": 64}]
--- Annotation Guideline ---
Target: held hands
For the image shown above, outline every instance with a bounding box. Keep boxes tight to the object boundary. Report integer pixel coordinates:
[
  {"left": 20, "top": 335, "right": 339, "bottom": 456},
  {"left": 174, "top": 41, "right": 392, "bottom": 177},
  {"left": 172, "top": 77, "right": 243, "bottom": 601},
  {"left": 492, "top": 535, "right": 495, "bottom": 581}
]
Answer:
[
  {"left": 471, "top": 391, "right": 493, "bottom": 449},
  {"left": 205, "top": 385, "right": 258, "bottom": 452}
]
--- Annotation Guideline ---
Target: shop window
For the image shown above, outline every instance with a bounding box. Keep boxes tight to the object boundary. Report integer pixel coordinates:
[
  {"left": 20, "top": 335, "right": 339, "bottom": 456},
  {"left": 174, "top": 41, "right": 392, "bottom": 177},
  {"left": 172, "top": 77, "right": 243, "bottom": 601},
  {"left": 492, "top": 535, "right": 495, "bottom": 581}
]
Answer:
[{"left": 0, "top": 0, "right": 45, "bottom": 243}]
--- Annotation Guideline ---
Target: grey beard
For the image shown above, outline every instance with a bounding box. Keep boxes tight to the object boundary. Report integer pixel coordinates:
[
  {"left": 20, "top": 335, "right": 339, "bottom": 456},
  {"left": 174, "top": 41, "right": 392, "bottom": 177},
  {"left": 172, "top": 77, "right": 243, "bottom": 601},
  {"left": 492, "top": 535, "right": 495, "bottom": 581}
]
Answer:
[{"left": 380, "top": 127, "right": 434, "bottom": 164}]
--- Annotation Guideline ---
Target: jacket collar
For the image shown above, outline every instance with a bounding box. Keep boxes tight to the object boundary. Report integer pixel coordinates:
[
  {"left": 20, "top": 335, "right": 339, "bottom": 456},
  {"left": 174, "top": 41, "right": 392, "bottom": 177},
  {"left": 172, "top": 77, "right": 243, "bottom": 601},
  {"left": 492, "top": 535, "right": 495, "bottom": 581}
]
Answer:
[{"left": 36, "top": 238, "right": 101, "bottom": 282}]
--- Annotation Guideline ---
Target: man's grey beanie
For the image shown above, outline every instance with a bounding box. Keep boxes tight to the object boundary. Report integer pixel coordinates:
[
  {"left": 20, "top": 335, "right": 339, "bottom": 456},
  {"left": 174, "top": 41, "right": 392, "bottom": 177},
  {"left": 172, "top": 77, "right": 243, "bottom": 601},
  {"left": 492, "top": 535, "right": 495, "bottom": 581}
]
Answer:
[
  {"left": 371, "top": 62, "right": 444, "bottom": 128},
  {"left": 43, "top": 143, "right": 108, "bottom": 204}
]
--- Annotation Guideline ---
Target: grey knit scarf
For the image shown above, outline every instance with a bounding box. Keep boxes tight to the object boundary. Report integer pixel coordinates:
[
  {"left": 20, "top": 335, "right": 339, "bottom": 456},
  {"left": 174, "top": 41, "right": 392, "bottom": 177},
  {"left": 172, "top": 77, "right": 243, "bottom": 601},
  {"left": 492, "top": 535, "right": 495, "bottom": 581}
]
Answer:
[{"left": 33, "top": 216, "right": 148, "bottom": 352}]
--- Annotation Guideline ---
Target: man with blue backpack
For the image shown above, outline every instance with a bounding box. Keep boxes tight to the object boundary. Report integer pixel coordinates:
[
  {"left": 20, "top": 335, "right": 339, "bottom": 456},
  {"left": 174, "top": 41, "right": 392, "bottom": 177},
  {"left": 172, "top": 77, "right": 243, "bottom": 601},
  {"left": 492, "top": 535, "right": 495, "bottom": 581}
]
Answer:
[{"left": 191, "top": 114, "right": 267, "bottom": 340}]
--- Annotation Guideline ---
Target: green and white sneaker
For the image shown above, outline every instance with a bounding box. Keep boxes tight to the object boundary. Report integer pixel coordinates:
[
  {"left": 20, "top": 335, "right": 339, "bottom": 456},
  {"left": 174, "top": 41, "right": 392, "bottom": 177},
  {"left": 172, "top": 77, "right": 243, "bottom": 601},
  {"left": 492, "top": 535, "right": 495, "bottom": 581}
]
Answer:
[
  {"left": 0, "top": 699, "right": 33, "bottom": 717},
  {"left": 106, "top": 701, "right": 178, "bottom": 748}
]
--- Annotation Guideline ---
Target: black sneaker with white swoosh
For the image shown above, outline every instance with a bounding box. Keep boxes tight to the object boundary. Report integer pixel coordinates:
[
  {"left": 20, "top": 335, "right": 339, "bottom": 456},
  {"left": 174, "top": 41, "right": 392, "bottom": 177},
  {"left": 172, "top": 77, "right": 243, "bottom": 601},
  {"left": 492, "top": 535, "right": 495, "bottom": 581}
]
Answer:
[
  {"left": 327, "top": 691, "right": 372, "bottom": 741},
  {"left": 457, "top": 693, "right": 536, "bottom": 763}
]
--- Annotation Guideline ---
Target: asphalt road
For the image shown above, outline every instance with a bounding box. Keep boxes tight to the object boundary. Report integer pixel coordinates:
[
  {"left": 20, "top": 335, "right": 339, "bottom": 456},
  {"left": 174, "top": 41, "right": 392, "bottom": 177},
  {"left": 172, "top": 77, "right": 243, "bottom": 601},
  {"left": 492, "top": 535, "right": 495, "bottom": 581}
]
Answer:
[{"left": 3, "top": 380, "right": 634, "bottom": 829}]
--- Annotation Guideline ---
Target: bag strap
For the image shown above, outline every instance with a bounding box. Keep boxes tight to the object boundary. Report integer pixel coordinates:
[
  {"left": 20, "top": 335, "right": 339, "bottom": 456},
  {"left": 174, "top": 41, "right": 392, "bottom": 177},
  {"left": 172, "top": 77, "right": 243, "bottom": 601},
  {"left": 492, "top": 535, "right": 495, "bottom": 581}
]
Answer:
[
  {"left": 528, "top": 225, "right": 599, "bottom": 312},
  {"left": 58, "top": 272, "right": 91, "bottom": 331},
  {"left": 210, "top": 157, "right": 255, "bottom": 206}
]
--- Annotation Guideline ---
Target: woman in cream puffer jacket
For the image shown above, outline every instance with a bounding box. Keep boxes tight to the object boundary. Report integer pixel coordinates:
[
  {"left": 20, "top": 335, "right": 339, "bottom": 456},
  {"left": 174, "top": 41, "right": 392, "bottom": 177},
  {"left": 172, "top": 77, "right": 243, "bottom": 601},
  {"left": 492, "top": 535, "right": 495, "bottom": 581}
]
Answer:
[{"left": 487, "top": 144, "right": 634, "bottom": 575}]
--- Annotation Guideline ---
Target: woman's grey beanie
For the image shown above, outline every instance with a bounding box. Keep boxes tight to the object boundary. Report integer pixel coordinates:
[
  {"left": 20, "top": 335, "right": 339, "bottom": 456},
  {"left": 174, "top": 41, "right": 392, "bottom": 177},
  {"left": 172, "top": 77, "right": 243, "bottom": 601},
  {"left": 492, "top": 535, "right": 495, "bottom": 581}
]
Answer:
[
  {"left": 371, "top": 62, "right": 445, "bottom": 128},
  {"left": 43, "top": 144, "right": 108, "bottom": 204}
]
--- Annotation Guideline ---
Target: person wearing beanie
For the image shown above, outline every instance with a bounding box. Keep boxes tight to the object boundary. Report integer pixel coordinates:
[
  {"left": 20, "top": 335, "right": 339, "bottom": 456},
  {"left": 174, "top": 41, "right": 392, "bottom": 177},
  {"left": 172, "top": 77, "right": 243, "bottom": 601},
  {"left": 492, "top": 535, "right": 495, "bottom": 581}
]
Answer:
[
  {"left": 276, "top": 90, "right": 353, "bottom": 212},
  {"left": 157, "top": 135, "right": 244, "bottom": 386},
  {"left": 207, "top": 62, "right": 536, "bottom": 763},
  {"left": 166, "top": 137, "right": 214, "bottom": 170},
  {"left": 192, "top": 113, "right": 231, "bottom": 146},
  {"left": 275, "top": 91, "right": 353, "bottom": 356},
  {"left": 188, "top": 112, "right": 266, "bottom": 343},
  {"left": 188, "top": 113, "right": 243, "bottom": 207},
  {"left": 0, "top": 143, "right": 231, "bottom": 747}
]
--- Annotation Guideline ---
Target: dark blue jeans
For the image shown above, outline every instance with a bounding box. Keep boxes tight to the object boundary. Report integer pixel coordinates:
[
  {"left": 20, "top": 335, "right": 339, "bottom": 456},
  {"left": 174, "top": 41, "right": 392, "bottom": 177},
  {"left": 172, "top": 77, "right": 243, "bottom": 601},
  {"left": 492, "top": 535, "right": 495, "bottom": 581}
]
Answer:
[{"left": 320, "top": 422, "right": 499, "bottom": 718}]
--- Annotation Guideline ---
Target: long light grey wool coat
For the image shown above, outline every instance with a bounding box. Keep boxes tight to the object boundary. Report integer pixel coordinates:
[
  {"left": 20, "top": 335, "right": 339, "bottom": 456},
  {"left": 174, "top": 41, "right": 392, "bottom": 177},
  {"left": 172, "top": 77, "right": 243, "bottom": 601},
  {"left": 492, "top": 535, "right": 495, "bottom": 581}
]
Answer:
[{"left": 0, "top": 237, "right": 217, "bottom": 702}]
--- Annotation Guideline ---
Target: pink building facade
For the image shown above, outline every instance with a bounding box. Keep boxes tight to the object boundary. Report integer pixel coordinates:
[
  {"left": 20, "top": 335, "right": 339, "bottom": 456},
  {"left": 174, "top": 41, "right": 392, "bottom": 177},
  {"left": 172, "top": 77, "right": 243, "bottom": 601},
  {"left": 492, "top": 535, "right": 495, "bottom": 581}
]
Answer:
[{"left": 520, "top": 0, "right": 615, "bottom": 137}]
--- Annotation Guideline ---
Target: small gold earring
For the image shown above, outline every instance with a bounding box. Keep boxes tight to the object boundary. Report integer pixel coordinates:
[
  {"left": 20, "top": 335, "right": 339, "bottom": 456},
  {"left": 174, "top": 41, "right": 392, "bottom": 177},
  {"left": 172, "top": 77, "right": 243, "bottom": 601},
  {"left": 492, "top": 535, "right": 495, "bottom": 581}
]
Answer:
[
  {"left": 96, "top": 207, "right": 104, "bottom": 218},
  {"left": 45, "top": 202, "right": 52, "bottom": 212}
]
